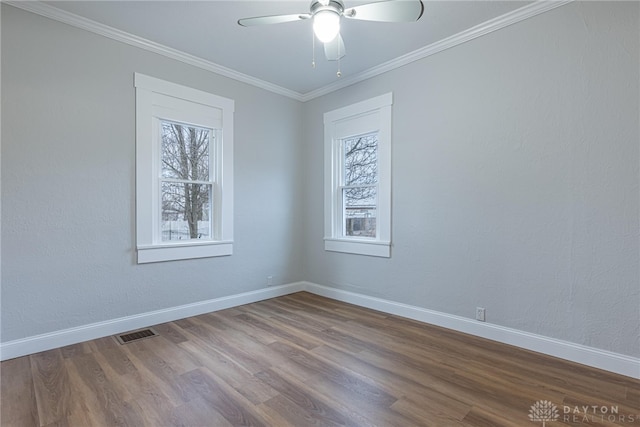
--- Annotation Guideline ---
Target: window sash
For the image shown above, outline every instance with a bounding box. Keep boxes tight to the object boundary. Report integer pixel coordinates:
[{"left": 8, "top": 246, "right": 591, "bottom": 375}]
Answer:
[
  {"left": 160, "top": 178, "right": 213, "bottom": 186},
  {"left": 340, "top": 131, "right": 378, "bottom": 187},
  {"left": 338, "top": 131, "right": 379, "bottom": 240},
  {"left": 158, "top": 120, "right": 216, "bottom": 242},
  {"left": 339, "top": 184, "right": 377, "bottom": 190},
  {"left": 154, "top": 118, "right": 219, "bottom": 244},
  {"left": 160, "top": 182, "right": 213, "bottom": 242},
  {"left": 340, "top": 185, "right": 378, "bottom": 239}
]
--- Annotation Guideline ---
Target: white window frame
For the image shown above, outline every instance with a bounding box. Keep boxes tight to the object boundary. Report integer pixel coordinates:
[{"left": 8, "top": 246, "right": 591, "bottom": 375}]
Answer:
[
  {"left": 135, "top": 73, "right": 234, "bottom": 263},
  {"left": 324, "top": 93, "right": 392, "bottom": 257}
]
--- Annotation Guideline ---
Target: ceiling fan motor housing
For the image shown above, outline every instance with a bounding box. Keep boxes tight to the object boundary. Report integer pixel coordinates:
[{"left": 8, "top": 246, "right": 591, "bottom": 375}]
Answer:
[{"left": 310, "top": 0, "right": 345, "bottom": 17}]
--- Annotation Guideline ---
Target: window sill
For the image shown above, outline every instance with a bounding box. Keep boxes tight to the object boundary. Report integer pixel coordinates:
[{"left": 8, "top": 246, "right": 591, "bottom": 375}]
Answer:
[
  {"left": 324, "top": 238, "right": 390, "bottom": 258},
  {"left": 137, "top": 241, "right": 233, "bottom": 264}
]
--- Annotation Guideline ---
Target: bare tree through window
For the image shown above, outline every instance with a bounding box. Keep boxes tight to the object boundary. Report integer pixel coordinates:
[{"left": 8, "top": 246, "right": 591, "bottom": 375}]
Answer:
[
  {"left": 160, "top": 121, "right": 212, "bottom": 241},
  {"left": 342, "top": 132, "right": 378, "bottom": 237}
]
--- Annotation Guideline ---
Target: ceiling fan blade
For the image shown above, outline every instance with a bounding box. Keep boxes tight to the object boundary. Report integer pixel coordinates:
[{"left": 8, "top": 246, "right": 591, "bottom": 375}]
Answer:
[
  {"left": 238, "top": 13, "right": 311, "bottom": 27},
  {"left": 344, "top": 0, "right": 424, "bottom": 22},
  {"left": 324, "top": 34, "right": 346, "bottom": 61}
]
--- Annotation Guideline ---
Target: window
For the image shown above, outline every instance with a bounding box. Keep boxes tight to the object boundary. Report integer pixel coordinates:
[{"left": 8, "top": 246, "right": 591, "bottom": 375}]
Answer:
[
  {"left": 135, "top": 73, "right": 234, "bottom": 263},
  {"left": 342, "top": 132, "right": 378, "bottom": 238},
  {"left": 324, "top": 93, "right": 392, "bottom": 257},
  {"left": 160, "top": 121, "right": 213, "bottom": 242}
]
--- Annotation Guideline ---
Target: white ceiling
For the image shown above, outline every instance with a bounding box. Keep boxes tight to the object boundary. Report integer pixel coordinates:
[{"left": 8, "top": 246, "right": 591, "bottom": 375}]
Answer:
[{"left": 42, "top": 1, "right": 533, "bottom": 96}]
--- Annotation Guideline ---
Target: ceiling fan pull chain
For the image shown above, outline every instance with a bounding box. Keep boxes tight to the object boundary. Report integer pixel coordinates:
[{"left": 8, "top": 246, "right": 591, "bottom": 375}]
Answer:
[
  {"left": 337, "top": 39, "right": 342, "bottom": 77},
  {"left": 311, "top": 26, "right": 316, "bottom": 69}
]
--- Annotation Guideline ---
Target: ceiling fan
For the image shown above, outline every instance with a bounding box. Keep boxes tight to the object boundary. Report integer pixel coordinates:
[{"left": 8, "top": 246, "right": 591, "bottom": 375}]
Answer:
[{"left": 238, "top": 0, "right": 425, "bottom": 66}]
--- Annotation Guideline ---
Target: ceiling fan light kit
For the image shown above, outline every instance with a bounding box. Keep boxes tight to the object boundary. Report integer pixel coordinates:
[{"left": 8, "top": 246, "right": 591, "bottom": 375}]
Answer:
[
  {"left": 311, "top": 0, "right": 344, "bottom": 43},
  {"left": 313, "top": 10, "right": 341, "bottom": 43},
  {"left": 238, "top": 0, "right": 425, "bottom": 75}
]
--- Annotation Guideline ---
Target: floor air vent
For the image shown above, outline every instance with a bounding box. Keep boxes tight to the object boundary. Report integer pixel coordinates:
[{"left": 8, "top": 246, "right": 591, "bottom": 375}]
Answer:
[{"left": 115, "top": 328, "right": 158, "bottom": 345}]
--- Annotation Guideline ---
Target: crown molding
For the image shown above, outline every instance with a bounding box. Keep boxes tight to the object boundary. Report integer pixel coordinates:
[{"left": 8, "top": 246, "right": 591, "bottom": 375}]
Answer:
[
  {"left": 6, "top": 0, "right": 573, "bottom": 103},
  {"left": 4, "top": 1, "right": 306, "bottom": 102},
  {"left": 300, "top": 0, "right": 574, "bottom": 102}
]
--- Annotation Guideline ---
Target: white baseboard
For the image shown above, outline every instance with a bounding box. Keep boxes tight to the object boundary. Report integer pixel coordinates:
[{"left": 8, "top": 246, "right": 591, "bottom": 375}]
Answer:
[
  {"left": 0, "top": 282, "right": 304, "bottom": 361},
  {"left": 303, "top": 282, "right": 640, "bottom": 379},
  {"left": 2, "top": 280, "right": 637, "bottom": 379}
]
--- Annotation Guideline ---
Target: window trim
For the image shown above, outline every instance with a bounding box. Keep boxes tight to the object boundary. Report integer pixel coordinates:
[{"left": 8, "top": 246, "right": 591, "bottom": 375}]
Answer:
[
  {"left": 324, "top": 93, "right": 392, "bottom": 258},
  {"left": 135, "top": 73, "right": 234, "bottom": 263}
]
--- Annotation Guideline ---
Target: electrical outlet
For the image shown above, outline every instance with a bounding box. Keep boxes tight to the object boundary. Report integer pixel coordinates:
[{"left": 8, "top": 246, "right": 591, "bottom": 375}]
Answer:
[
  {"left": 476, "top": 307, "right": 486, "bottom": 322},
  {"left": 267, "top": 275, "right": 273, "bottom": 286}
]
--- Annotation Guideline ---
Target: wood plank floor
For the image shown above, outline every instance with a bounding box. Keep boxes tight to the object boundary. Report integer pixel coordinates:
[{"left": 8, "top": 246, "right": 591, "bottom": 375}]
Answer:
[{"left": 2, "top": 292, "right": 639, "bottom": 426}]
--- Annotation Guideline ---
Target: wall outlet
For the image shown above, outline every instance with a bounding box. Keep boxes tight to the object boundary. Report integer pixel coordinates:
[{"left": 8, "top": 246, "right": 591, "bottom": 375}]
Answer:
[
  {"left": 476, "top": 307, "right": 486, "bottom": 322},
  {"left": 267, "top": 275, "right": 273, "bottom": 286}
]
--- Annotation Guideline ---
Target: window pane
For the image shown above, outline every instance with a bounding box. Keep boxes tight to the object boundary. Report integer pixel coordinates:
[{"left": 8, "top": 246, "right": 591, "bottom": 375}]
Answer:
[
  {"left": 343, "top": 133, "right": 378, "bottom": 186},
  {"left": 161, "top": 182, "right": 211, "bottom": 241},
  {"left": 344, "top": 187, "right": 376, "bottom": 237},
  {"left": 161, "top": 121, "right": 211, "bottom": 181}
]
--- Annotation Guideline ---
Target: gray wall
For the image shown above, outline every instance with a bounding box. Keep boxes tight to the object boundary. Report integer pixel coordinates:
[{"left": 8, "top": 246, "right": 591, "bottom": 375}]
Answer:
[
  {"left": 302, "top": 1, "right": 639, "bottom": 357},
  {"left": 1, "top": 5, "right": 304, "bottom": 341},
  {"left": 2, "top": 2, "right": 639, "bottom": 359}
]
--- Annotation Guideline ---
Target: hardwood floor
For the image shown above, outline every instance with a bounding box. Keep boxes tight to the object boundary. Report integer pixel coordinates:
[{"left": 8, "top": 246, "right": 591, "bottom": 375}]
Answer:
[{"left": 2, "top": 292, "right": 639, "bottom": 426}]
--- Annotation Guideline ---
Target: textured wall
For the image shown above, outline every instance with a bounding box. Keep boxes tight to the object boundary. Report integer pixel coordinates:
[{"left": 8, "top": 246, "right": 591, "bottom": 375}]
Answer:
[
  {"left": 1, "top": 5, "right": 304, "bottom": 341},
  {"left": 302, "top": 1, "right": 640, "bottom": 357}
]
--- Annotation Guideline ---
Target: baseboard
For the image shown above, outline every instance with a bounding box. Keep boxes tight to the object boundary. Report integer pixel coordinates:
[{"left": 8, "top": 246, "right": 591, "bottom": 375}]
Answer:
[
  {"left": 2, "top": 281, "right": 637, "bottom": 379},
  {"left": 303, "top": 282, "right": 640, "bottom": 379},
  {"left": 0, "top": 282, "right": 304, "bottom": 361}
]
